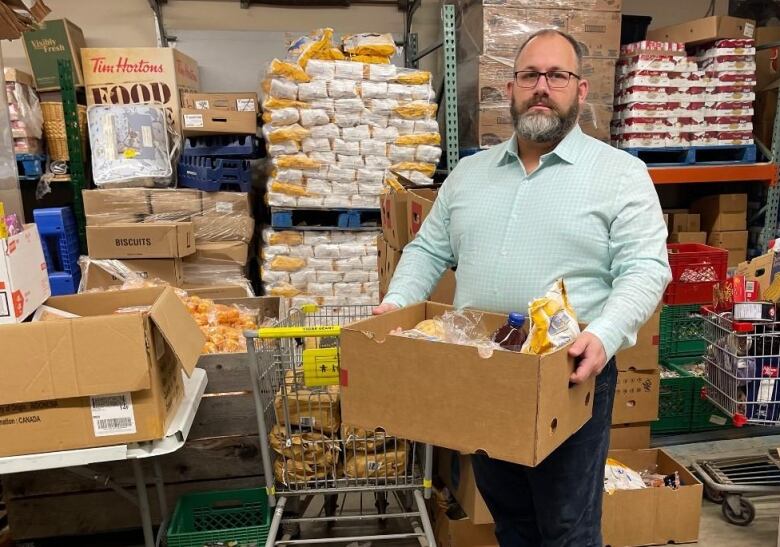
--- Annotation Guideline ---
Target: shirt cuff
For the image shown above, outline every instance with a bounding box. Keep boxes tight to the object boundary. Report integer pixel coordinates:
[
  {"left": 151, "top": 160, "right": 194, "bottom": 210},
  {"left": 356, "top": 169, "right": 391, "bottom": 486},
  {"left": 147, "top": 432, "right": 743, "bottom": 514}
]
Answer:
[
  {"left": 382, "top": 292, "right": 409, "bottom": 309},
  {"left": 583, "top": 320, "right": 624, "bottom": 362}
]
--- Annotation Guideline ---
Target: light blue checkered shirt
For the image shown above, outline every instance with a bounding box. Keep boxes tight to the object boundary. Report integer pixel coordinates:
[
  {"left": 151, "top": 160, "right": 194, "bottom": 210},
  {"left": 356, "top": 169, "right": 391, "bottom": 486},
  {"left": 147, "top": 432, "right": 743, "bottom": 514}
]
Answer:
[{"left": 383, "top": 125, "right": 672, "bottom": 359}]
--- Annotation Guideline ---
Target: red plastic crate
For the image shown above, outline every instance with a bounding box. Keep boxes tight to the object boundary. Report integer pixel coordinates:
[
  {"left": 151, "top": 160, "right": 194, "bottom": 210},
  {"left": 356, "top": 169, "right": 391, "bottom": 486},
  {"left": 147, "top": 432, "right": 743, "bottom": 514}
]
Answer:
[{"left": 663, "top": 243, "right": 728, "bottom": 305}]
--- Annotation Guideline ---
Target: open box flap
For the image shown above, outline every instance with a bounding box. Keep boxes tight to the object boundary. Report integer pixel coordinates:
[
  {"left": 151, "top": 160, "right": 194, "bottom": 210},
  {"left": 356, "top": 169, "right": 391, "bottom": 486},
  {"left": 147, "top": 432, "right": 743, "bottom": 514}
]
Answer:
[{"left": 149, "top": 287, "right": 205, "bottom": 376}]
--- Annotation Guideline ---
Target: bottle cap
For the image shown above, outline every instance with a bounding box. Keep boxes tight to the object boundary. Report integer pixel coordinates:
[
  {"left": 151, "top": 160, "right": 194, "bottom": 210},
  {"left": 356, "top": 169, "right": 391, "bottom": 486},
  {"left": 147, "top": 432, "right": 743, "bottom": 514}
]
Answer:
[{"left": 508, "top": 312, "right": 525, "bottom": 328}]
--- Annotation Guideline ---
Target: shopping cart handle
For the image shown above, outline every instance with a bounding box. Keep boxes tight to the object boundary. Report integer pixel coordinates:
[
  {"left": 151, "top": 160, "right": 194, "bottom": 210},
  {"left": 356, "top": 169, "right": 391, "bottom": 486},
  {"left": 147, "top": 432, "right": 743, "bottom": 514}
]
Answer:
[{"left": 256, "top": 325, "right": 342, "bottom": 339}]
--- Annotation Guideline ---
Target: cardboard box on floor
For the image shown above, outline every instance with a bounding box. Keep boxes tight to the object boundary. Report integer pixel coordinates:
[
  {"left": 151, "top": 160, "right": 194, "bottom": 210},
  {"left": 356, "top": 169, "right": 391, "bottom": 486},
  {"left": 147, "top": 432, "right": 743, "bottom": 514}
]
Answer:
[
  {"left": 438, "top": 449, "right": 493, "bottom": 525},
  {"left": 646, "top": 15, "right": 756, "bottom": 45},
  {"left": 612, "top": 369, "right": 660, "bottom": 425},
  {"left": 181, "top": 92, "right": 258, "bottom": 136},
  {"left": 0, "top": 287, "right": 204, "bottom": 457},
  {"left": 691, "top": 193, "right": 747, "bottom": 232},
  {"left": 81, "top": 258, "right": 184, "bottom": 290},
  {"left": 434, "top": 507, "right": 497, "bottom": 547},
  {"left": 86, "top": 222, "right": 195, "bottom": 259},
  {"left": 341, "top": 303, "right": 595, "bottom": 466},
  {"left": 602, "top": 449, "right": 702, "bottom": 546},
  {"left": 614, "top": 306, "right": 660, "bottom": 372},
  {"left": 0, "top": 224, "right": 50, "bottom": 325},
  {"left": 609, "top": 423, "right": 651, "bottom": 450},
  {"left": 22, "top": 18, "right": 86, "bottom": 90}
]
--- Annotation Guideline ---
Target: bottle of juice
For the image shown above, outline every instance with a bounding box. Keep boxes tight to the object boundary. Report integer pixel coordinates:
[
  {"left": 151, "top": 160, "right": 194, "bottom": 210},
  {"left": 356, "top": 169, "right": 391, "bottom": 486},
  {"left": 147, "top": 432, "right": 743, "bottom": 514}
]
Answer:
[{"left": 493, "top": 312, "right": 527, "bottom": 352}]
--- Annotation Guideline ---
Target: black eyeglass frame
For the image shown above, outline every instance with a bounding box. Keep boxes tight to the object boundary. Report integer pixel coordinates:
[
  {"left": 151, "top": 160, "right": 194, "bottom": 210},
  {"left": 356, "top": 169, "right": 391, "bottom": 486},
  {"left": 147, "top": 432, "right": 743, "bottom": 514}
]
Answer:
[{"left": 512, "top": 70, "right": 582, "bottom": 88}]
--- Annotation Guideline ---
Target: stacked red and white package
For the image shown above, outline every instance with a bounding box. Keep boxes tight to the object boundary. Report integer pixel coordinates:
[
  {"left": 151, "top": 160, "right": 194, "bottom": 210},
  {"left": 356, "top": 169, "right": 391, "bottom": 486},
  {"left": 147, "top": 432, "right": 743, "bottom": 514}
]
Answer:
[{"left": 612, "top": 39, "right": 756, "bottom": 149}]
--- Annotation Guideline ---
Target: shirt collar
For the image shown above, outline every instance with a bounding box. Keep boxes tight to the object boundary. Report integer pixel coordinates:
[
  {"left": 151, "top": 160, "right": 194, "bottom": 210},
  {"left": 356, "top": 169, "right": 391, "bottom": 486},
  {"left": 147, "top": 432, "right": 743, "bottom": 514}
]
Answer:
[{"left": 497, "top": 124, "right": 585, "bottom": 167}]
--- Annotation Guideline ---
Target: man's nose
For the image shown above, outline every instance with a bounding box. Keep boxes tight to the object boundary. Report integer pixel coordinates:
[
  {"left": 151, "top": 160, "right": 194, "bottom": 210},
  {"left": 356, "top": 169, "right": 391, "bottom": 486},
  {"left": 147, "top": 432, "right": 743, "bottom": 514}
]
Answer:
[{"left": 533, "top": 73, "right": 551, "bottom": 92}]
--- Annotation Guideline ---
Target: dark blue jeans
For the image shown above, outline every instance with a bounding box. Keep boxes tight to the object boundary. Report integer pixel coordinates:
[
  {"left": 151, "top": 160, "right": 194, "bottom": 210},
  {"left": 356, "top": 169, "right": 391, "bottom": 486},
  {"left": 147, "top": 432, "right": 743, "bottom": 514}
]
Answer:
[{"left": 471, "top": 358, "right": 618, "bottom": 547}]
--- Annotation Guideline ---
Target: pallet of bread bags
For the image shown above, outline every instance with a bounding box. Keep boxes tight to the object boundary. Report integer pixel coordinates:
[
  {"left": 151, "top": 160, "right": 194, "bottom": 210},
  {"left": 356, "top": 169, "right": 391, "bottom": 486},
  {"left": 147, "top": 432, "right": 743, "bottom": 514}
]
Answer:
[{"left": 261, "top": 28, "right": 443, "bottom": 209}]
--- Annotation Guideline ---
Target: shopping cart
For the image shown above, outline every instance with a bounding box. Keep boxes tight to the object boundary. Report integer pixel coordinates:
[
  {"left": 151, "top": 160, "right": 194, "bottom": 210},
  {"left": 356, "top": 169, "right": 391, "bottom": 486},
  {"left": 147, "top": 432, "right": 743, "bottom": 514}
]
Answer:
[
  {"left": 245, "top": 304, "right": 436, "bottom": 547},
  {"left": 692, "top": 306, "right": 780, "bottom": 525}
]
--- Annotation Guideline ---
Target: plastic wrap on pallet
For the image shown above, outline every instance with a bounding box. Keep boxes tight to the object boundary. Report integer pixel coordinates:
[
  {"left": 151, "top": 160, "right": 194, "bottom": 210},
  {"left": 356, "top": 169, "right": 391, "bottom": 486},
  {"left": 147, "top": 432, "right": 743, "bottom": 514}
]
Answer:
[
  {"left": 5, "top": 80, "right": 42, "bottom": 138},
  {"left": 182, "top": 257, "right": 254, "bottom": 296},
  {"left": 88, "top": 104, "right": 176, "bottom": 188}
]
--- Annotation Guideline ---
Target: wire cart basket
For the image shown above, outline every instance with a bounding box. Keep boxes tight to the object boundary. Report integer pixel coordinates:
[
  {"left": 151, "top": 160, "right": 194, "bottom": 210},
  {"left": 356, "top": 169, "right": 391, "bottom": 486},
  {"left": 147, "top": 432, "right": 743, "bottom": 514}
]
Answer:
[
  {"left": 245, "top": 304, "right": 436, "bottom": 546},
  {"left": 692, "top": 306, "right": 780, "bottom": 525}
]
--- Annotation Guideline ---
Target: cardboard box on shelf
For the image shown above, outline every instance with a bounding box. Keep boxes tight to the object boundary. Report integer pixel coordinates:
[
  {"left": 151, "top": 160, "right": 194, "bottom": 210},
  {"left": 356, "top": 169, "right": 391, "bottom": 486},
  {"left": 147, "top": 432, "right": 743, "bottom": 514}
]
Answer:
[
  {"left": 0, "top": 287, "right": 204, "bottom": 457},
  {"left": 201, "top": 192, "right": 253, "bottom": 217},
  {"left": 149, "top": 189, "right": 202, "bottom": 216},
  {"left": 691, "top": 193, "right": 748, "bottom": 232},
  {"left": 568, "top": 11, "right": 621, "bottom": 59},
  {"left": 0, "top": 225, "right": 50, "bottom": 325},
  {"left": 406, "top": 188, "right": 439, "bottom": 241},
  {"left": 646, "top": 16, "right": 756, "bottom": 46},
  {"left": 669, "top": 232, "right": 707, "bottom": 244},
  {"left": 192, "top": 241, "right": 249, "bottom": 266},
  {"left": 434, "top": 508, "right": 497, "bottom": 547},
  {"left": 709, "top": 230, "right": 749, "bottom": 249},
  {"left": 669, "top": 213, "right": 700, "bottom": 233},
  {"left": 341, "top": 303, "right": 595, "bottom": 466},
  {"left": 81, "top": 47, "right": 200, "bottom": 134},
  {"left": 21, "top": 18, "right": 86, "bottom": 91},
  {"left": 438, "top": 449, "right": 493, "bottom": 525},
  {"left": 82, "top": 258, "right": 184, "bottom": 290},
  {"left": 609, "top": 423, "right": 651, "bottom": 450},
  {"left": 181, "top": 107, "right": 257, "bottom": 136},
  {"left": 182, "top": 92, "right": 258, "bottom": 112},
  {"left": 380, "top": 190, "right": 410, "bottom": 251},
  {"left": 615, "top": 306, "right": 660, "bottom": 372},
  {"left": 4, "top": 68, "right": 35, "bottom": 89},
  {"left": 737, "top": 251, "right": 780, "bottom": 294},
  {"left": 612, "top": 369, "right": 660, "bottom": 424},
  {"left": 602, "top": 449, "right": 702, "bottom": 546},
  {"left": 86, "top": 222, "right": 195, "bottom": 259},
  {"left": 83, "top": 188, "right": 151, "bottom": 215}
]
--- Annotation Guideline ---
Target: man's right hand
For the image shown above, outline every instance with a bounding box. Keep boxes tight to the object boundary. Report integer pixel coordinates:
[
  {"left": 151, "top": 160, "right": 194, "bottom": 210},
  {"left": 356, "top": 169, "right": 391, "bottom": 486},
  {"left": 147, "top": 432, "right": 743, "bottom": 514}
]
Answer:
[{"left": 373, "top": 302, "right": 399, "bottom": 315}]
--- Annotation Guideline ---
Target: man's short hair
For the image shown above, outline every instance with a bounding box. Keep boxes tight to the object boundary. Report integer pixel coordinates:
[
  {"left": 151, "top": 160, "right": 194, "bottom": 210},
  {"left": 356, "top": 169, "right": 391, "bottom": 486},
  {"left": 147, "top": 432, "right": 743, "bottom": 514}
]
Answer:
[{"left": 514, "top": 29, "right": 584, "bottom": 75}]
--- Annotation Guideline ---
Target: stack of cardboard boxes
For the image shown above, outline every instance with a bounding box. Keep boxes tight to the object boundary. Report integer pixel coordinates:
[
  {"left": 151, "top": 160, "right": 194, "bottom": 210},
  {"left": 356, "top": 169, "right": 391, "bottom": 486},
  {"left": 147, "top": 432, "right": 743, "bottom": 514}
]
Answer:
[
  {"left": 456, "top": 0, "right": 621, "bottom": 148},
  {"left": 666, "top": 210, "right": 705, "bottom": 244}
]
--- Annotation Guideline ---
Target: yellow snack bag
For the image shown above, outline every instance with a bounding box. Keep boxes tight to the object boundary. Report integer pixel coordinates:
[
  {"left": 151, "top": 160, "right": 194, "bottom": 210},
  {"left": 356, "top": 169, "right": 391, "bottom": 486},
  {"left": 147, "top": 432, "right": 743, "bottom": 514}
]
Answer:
[
  {"left": 270, "top": 181, "right": 310, "bottom": 197},
  {"left": 352, "top": 54, "right": 392, "bottom": 65},
  {"left": 269, "top": 256, "right": 306, "bottom": 272},
  {"left": 268, "top": 124, "right": 310, "bottom": 144},
  {"left": 395, "top": 132, "right": 441, "bottom": 146},
  {"left": 268, "top": 58, "right": 311, "bottom": 82},
  {"left": 289, "top": 28, "right": 340, "bottom": 68},
  {"left": 267, "top": 231, "right": 304, "bottom": 246},
  {"left": 389, "top": 162, "right": 436, "bottom": 177},
  {"left": 342, "top": 33, "right": 397, "bottom": 57},
  {"left": 520, "top": 279, "right": 580, "bottom": 355},
  {"left": 384, "top": 171, "right": 406, "bottom": 193},
  {"left": 274, "top": 154, "right": 320, "bottom": 170},
  {"left": 269, "top": 283, "right": 303, "bottom": 297},
  {"left": 395, "top": 70, "right": 432, "bottom": 85},
  {"left": 393, "top": 101, "right": 438, "bottom": 120},
  {"left": 263, "top": 97, "right": 309, "bottom": 110}
]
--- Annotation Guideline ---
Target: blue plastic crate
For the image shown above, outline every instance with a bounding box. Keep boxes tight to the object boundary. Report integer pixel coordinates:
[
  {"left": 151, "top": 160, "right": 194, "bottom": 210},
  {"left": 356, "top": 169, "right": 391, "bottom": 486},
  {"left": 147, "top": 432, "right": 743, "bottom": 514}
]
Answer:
[
  {"left": 178, "top": 156, "right": 252, "bottom": 192},
  {"left": 16, "top": 154, "right": 46, "bottom": 179},
  {"left": 182, "top": 135, "right": 261, "bottom": 158},
  {"left": 49, "top": 271, "right": 81, "bottom": 296},
  {"left": 33, "top": 207, "right": 81, "bottom": 275}
]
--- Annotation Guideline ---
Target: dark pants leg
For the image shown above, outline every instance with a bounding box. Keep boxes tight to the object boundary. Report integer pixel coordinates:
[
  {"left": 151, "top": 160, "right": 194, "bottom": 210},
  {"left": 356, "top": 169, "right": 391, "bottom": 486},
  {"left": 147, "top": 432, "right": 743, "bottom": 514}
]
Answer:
[{"left": 472, "top": 358, "right": 618, "bottom": 547}]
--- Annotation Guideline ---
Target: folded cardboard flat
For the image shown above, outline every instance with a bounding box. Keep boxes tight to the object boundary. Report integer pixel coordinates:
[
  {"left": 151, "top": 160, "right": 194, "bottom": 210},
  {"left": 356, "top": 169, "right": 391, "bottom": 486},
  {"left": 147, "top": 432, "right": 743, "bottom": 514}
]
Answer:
[
  {"left": 438, "top": 449, "right": 493, "bottom": 525},
  {"left": 0, "top": 287, "right": 204, "bottom": 457},
  {"left": 83, "top": 188, "right": 151, "bottom": 215},
  {"left": 381, "top": 190, "right": 410, "bottom": 251},
  {"left": 201, "top": 191, "right": 253, "bottom": 216},
  {"left": 82, "top": 258, "right": 184, "bottom": 290},
  {"left": 609, "top": 423, "right": 651, "bottom": 450},
  {"left": 341, "top": 302, "right": 594, "bottom": 466},
  {"left": 192, "top": 241, "right": 249, "bottom": 265},
  {"left": 691, "top": 193, "right": 748, "bottom": 232},
  {"left": 615, "top": 306, "right": 660, "bottom": 372},
  {"left": 669, "top": 232, "right": 707, "bottom": 244},
  {"left": 602, "top": 449, "right": 702, "bottom": 546},
  {"left": 0, "top": 224, "right": 50, "bottom": 325},
  {"left": 434, "top": 508, "right": 497, "bottom": 547},
  {"left": 181, "top": 92, "right": 258, "bottom": 136},
  {"left": 149, "top": 189, "right": 202, "bottom": 216},
  {"left": 406, "top": 188, "right": 438, "bottom": 241},
  {"left": 737, "top": 251, "right": 780, "bottom": 294},
  {"left": 612, "top": 370, "right": 660, "bottom": 425},
  {"left": 87, "top": 222, "right": 195, "bottom": 259},
  {"left": 646, "top": 16, "right": 755, "bottom": 45}
]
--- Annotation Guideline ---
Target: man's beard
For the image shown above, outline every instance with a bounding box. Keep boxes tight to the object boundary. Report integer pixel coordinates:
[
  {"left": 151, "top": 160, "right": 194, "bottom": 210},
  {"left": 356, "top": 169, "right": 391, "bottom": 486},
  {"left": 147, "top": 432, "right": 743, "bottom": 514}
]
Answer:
[{"left": 511, "top": 95, "right": 579, "bottom": 144}]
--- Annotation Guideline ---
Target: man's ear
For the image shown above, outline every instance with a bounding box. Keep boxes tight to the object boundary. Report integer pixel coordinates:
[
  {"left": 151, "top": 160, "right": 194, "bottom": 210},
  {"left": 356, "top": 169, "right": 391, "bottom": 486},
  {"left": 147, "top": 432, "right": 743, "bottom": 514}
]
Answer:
[
  {"left": 578, "top": 78, "right": 589, "bottom": 105},
  {"left": 507, "top": 79, "right": 514, "bottom": 98}
]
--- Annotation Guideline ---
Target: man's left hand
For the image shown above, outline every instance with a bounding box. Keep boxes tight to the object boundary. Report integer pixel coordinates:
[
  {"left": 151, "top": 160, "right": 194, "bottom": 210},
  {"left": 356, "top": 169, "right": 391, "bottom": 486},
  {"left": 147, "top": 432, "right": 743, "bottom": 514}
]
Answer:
[{"left": 568, "top": 332, "right": 607, "bottom": 384}]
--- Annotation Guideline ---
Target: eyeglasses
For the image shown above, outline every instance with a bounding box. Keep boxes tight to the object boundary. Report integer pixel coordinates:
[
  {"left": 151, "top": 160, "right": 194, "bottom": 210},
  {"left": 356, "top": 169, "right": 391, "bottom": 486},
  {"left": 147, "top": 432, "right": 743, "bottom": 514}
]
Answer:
[{"left": 513, "top": 70, "right": 581, "bottom": 89}]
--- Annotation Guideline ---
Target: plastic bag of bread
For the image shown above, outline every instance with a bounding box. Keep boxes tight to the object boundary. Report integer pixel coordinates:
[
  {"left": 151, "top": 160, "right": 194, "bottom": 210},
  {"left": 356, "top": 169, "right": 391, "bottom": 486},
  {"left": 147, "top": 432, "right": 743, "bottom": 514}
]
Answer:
[
  {"left": 263, "top": 228, "right": 304, "bottom": 246},
  {"left": 274, "top": 457, "right": 333, "bottom": 486},
  {"left": 288, "top": 28, "right": 344, "bottom": 68},
  {"left": 354, "top": 54, "right": 392, "bottom": 65},
  {"left": 269, "top": 424, "right": 340, "bottom": 462},
  {"left": 275, "top": 370, "right": 341, "bottom": 433},
  {"left": 389, "top": 161, "right": 436, "bottom": 177},
  {"left": 395, "top": 132, "right": 441, "bottom": 146},
  {"left": 520, "top": 278, "right": 580, "bottom": 355},
  {"left": 274, "top": 154, "right": 320, "bottom": 170},
  {"left": 267, "top": 124, "right": 310, "bottom": 144},
  {"left": 393, "top": 101, "right": 438, "bottom": 120},
  {"left": 263, "top": 97, "right": 309, "bottom": 110},
  {"left": 341, "top": 424, "right": 392, "bottom": 452},
  {"left": 305, "top": 59, "right": 336, "bottom": 80},
  {"left": 342, "top": 33, "right": 397, "bottom": 57},
  {"left": 268, "top": 58, "right": 311, "bottom": 82},
  {"left": 269, "top": 255, "right": 307, "bottom": 271},
  {"left": 263, "top": 107, "right": 300, "bottom": 126},
  {"left": 394, "top": 68, "right": 432, "bottom": 85},
  {"left": 344, "top": 442, "right": 408, "bottom": 479},
  {"left": 270, "top": 181, "right": 309, "bottom": 197},
  {"left": 604, "top": 458, "right": 646, "bottom": 493}
]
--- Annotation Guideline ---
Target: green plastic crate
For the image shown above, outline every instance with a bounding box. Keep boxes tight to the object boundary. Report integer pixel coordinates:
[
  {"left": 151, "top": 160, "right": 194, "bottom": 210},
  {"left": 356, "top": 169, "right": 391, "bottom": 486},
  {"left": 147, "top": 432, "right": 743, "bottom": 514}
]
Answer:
[
  {"left": 652, "top": 363, "right": 694, "bottom": 434},
  {"left": 166, "top": 488, "right": 270, "bottom": 547},
  {"left": 659, "top": 304, "right": 706, "bottom": 361},
  {"left": 666, "top": 357, "right": 732, "bottom": 432}
]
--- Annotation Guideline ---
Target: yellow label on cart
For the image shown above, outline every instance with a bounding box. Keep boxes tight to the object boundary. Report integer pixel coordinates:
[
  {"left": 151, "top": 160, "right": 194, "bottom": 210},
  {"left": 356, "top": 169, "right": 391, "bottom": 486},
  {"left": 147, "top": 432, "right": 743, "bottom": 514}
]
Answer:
[
  {"left": 257, "top": 325, "right": 341, "bottom": 339},
  {"left": 303, "top": 347, "right": 340, "bottom": 387}
]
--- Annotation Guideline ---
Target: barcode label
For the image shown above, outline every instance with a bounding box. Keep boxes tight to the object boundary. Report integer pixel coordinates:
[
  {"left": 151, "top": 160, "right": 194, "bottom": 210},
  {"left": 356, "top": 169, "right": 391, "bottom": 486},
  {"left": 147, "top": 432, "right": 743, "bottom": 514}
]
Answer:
[
  {"left": 299, "top": 416, "right": 316, "bottom": 428},
  {"left": 236, "top": 98, "right": 255, "bottom": 112},
  {"left": 90, "top": 392, "right": 136, "bottom": 437}
]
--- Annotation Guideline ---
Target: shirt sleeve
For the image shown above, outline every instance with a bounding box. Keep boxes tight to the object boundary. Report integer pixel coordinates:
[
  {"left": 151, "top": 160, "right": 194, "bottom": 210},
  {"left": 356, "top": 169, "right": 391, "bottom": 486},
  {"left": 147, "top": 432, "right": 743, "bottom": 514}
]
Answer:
[
  {"left": 584, "top": 159, "right": 672, "bottom": 360},
  {"left": 382, "top": 166, "right": 460, "bottom": 308}
]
